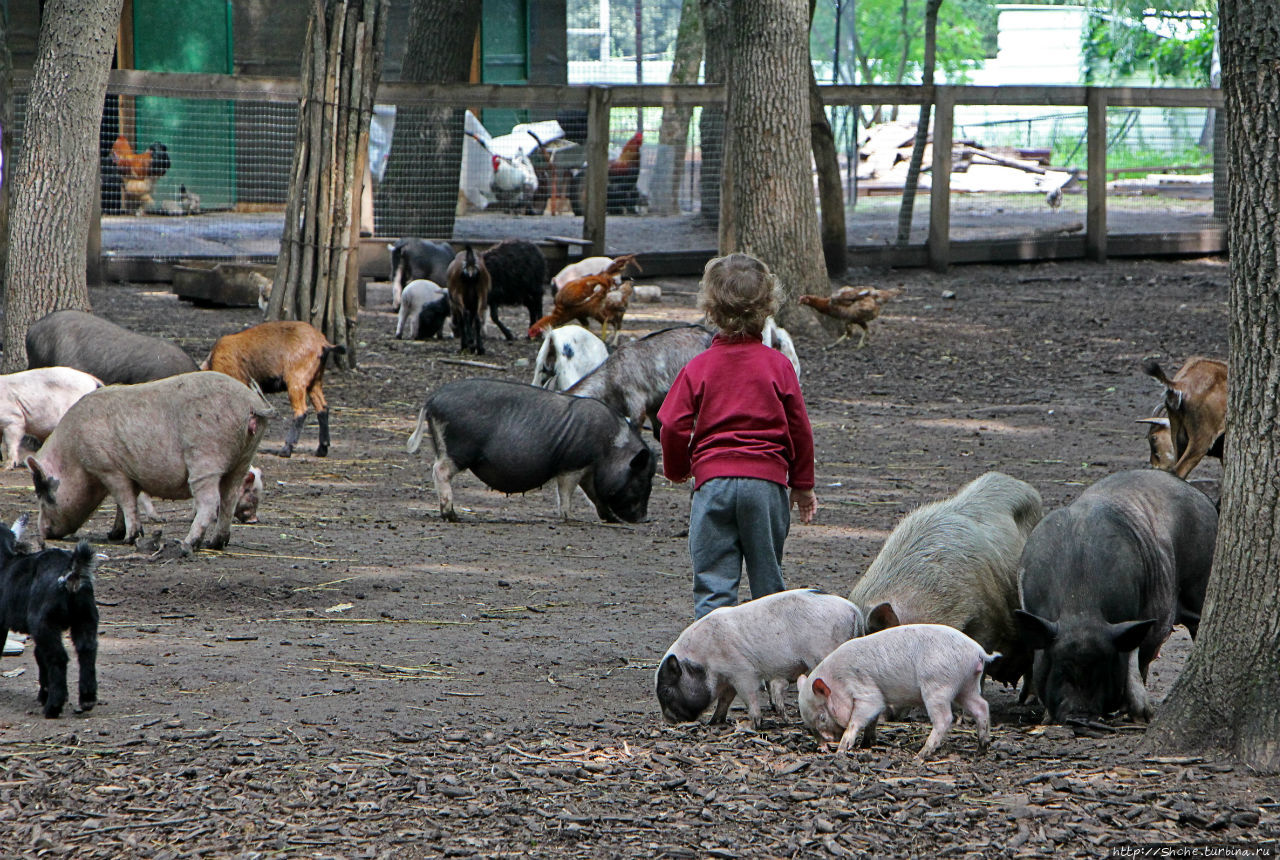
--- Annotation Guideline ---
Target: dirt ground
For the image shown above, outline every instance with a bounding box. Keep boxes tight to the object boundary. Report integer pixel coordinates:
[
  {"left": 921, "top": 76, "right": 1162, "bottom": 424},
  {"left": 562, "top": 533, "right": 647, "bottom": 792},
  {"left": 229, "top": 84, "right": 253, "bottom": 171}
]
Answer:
[{"left": 0, "top": 256, "right": 1275, "bottom": 858}]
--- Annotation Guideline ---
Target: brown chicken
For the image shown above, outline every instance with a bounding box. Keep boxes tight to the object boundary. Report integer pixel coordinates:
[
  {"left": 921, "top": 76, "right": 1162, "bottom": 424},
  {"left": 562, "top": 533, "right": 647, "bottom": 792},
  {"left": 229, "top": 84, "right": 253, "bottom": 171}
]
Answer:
[
  {"left": 799, "top": 286, "right": 902, "bottom": 349},
  {"left": 528, "top": 254, "right": 639, "bottom": 342},
  {"left": 111, "top": 135, "right": 171, "bottom": 213}
]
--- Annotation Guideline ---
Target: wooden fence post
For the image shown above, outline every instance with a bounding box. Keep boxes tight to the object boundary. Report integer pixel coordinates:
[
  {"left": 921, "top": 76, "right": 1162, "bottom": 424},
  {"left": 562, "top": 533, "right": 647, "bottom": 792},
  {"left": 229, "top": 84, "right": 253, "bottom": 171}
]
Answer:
[
  {"left": 1087, "top": 88, "right": 1107, "bottom": 263},
  {"left": 584, "top": 85, "right": 611, "bottom": 256},
  {"left": 927, "top": 86, "right": 954, "bottom": 272}
]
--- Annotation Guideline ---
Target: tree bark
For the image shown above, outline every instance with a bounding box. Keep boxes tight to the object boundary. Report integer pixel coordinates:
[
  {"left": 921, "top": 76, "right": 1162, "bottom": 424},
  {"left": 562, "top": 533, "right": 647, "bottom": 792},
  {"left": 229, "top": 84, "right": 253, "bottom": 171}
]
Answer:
[
  {"left": 1, "top": 0, "right": 124, "bottom": 372},
  {"left": 1143, "top": 0, "right": 1280, "bottom": 772},
  {"left": 895, "top": 0, "right": 941, "bottom": 245},
  {"left": 809, "top": 0, "right": 847, "bottom": 276},
  {"left": 375, "top": 0, "right": 479, "bottom": 238},
  {"left": 0, "top": 12, "right": 13, "bottom": 301},
  {"left": 654, "top": 0, "right": 702, "bottom": 216},
  {"left": 723, "top": 0, "right": 828, "bottom": 335},
  {"left": 697, "top": 0, "right": 729, "bottom": 229}
]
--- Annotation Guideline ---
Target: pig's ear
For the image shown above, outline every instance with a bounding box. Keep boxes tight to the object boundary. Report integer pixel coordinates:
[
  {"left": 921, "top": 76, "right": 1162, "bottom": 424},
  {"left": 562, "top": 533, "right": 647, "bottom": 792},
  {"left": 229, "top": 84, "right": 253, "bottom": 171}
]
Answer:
[
  {"left": 9, "top": 512, "right": 29, "bottom": 541},
  {"left": 630, "top": 448, "right": 652, "bottom": 473},
  {"left": 26, "top": 457, "right": 59, "bottom": 504},
  {"left": 811, "top": 678, "right": 831, "bottom": 699},
  {"left": 867, "top": 603, "right": 900, "bottom": 633},
  {"left": 1014, "top": 609, "right": 1058, "bottom": 650},
  {"left": 657, "top": 654, "right": 682, "bottom": 685},
  {"left": 1110, "top": 619, "right": 1157, "bottom": 653}
]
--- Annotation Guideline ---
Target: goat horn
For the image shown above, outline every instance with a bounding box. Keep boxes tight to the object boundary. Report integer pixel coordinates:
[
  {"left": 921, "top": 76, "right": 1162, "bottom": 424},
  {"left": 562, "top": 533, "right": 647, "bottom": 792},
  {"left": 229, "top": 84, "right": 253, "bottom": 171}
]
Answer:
[{"left": 1135, "top": 417, "right": 1171, "bottom": 428}]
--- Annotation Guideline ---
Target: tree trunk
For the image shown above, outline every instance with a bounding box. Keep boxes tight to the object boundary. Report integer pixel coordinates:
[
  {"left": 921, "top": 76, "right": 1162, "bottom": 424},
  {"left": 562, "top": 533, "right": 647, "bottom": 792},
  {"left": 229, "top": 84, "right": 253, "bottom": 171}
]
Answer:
[
  {"left": 697, "top": 0, "right": 729, "bottom": 229},
  {"left": 1, "top": 0, "right": 123, "bottom": 372},
  {"left": 895, "top": 0, "right": 941, "bottom": 245},
  {"left": 374, "top": 0, "right": 479, "bottom": 238},
  {"left": 809, "top": 0, "right": 847, "bottom": 276},
  {"left": 654, "top": 0, "right": 702, "bottom": 216},
  {"left": 1143, "top": 0, "right": 1280, "bottom": 772},
  {"left": 724, "top": 0, "right": 828, "bottom": 335},
  {"left": 0, "top": 12, "right": 13, "bottom": 302}
]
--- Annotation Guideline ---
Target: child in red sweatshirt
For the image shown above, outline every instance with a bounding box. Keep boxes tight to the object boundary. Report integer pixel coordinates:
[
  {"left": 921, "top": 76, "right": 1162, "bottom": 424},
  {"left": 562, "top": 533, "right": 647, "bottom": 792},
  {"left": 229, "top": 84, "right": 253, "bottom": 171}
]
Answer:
[{"left": 657, "top": 253, "right": 817, "bottom": 619}]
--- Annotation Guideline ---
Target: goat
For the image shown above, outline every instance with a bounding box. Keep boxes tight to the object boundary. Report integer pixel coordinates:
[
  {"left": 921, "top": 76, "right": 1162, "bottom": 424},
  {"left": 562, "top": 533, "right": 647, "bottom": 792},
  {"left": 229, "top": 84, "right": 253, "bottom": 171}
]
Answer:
[
  {"left": 481, "top": 239, "right": 547, "bottom": 341},
  {"left": 1142, "top": 356, "right": 1227, "bottom": 479},
  {"left": 0, "top": 515, "right": 98, "bottom": 718},
  {"left": 201, "top": 322, "right": 344, "bottom": 458},
  {"left": 532, "top": 325, "right": 610, "bottom": 391},
  {"left": 446, "top": 245, "right": 491, "bottom": 355}
]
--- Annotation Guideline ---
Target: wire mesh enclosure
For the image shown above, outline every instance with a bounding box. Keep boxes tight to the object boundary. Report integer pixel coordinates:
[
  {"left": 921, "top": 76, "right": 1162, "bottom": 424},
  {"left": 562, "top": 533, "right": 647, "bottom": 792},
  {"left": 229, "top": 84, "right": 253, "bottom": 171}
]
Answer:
[{"left": 6, "top": 73, "right": 1224, "bottom": 273}]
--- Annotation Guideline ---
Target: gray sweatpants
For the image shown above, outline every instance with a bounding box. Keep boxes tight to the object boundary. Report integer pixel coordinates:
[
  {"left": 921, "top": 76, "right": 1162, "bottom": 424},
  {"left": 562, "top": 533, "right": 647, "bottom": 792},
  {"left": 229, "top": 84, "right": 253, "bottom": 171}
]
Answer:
[{"left": 689, "top": 477, "right": 790, "bottom": 619}]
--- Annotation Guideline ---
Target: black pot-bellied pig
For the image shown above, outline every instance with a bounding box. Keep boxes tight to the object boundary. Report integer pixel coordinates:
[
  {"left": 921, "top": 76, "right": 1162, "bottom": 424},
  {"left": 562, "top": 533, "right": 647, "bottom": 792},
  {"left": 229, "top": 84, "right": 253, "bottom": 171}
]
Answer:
[
  {"left": 26, "top": 309, "right": 198, "bottom": 384},
  {"left": 798, "top": 624, "right": 998, "bottom": 759},
  {"left": 27, "top": 371, "right": 273, "bottom": 555},
  {"left": 656, "top": 589, "right": 865, "bottom": 729},
  {"left": 848, "top": 472, "right": 1043, "bottom": 685},
  {"left": 1015, "top": 469, "right": 1217, "bottom": 725},
  {"left": 0, "top": 514, "right": 98, "bottom": 718},
  {"left": 406, "top": 378, "right": 655, "bottom": 523}
]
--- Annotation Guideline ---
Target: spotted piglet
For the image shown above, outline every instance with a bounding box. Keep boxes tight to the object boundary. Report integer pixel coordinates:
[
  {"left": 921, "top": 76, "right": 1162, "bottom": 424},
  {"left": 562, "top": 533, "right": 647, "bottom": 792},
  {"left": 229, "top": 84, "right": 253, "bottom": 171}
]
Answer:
[
  {"left": 798, "top": 624, "right": 997, "bottom": 759},
  {"left": 656, "top": 589, "right": 865, "bottom": 729}
]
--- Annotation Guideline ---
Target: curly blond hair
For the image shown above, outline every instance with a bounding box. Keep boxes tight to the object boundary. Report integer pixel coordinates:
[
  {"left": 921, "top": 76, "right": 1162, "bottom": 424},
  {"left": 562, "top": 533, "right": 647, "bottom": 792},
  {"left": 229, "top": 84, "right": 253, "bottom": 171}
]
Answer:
[{"left": 697, "top": 253, "right": 782, "bottom": 336}]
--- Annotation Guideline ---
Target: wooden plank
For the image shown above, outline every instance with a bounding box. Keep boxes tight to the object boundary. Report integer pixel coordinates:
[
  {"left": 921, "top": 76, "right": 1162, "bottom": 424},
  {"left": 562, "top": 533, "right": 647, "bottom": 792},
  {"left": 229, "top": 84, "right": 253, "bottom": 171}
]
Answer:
[
  {"left": 583, "top": 86, "right": 610, "bottom": 257},
  {"left": 927, "top": 88, "right": 955, "bottom": 272},
  {"left": 1087, "top": 89, "right": 1108, "bottom": 262}
]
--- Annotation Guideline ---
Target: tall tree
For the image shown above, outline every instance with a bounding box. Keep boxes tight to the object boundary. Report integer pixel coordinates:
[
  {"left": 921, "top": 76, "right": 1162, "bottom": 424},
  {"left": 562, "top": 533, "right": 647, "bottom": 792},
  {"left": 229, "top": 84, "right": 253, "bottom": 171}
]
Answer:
[
  {"left": 0, "top": 10, "right": 13, "bottom": 297},
  {"left": 375, "top": 0, "right": 479, "bottom": 238},
  {"left": 654, "top": 0, "right": 703, "bottom": 216},
  {"left": 809, "top": 0, "right": 847, "bottom": 276},
  {"left": 2, "top": 0, "right": 124, "bottom": 372},
  {"left": 895, "top": 0, "right": 940, "bottom": 245},
  {"left": 723, "top": 0, "right": 829, "bottom": 333},
  {"left": 1143, "top": 0, "right": 1280, "bottom": 772},
  {"left": 698, "top": 0, "right": 729, "bottom": 229}
]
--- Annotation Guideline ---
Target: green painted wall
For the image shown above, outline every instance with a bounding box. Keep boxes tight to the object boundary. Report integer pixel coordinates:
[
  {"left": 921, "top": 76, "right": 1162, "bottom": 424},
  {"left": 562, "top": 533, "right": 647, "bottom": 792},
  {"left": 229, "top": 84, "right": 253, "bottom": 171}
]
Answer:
[
  {"left": 131, "top": 0, "right": 235, "bottom": 209},
  {"left": 481, "top": 0, "right": 529, "bottom": 135}
]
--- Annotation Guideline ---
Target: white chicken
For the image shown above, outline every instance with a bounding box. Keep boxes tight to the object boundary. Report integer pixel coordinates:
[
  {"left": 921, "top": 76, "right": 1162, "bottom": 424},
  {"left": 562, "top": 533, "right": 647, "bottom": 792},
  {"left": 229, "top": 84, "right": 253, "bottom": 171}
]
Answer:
[
  {"left": 461, "top": 111, "right": 562, "bottom": 214},
  {"left": 489, "top": 150, "right": 538, "bottom": 212}
]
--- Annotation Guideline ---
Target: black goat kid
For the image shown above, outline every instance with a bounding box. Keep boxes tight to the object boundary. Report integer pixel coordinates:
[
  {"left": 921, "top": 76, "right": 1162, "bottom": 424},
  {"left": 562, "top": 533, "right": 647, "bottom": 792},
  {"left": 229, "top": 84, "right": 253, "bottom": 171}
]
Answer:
[{"left": 0, "top": 516, "right": 99, "bottom": 718}]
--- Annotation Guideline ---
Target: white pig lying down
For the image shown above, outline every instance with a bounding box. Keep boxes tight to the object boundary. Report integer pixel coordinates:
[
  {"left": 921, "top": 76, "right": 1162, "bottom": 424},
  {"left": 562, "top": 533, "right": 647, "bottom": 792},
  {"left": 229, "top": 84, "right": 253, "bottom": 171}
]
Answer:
[
  {"left": 0, "top": 367, "right": 103, "bottom": 470},
  {"left": 798, "top": 624, "right": 998, "bottom": 760},
  {"left": 655, "top": 589, "right": 866, "bottom": 729},
  {"left": 26, "top": 372, "right": 273, "bottom": 555}
]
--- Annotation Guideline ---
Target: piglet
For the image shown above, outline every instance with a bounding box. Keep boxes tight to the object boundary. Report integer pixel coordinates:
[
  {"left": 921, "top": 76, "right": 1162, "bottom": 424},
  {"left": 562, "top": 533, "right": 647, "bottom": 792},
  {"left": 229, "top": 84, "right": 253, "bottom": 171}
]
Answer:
[
  {"left": 656, "top": 589, "right": 865, "bottom": 728},
  {"left": 798, "top": 624, "right": 997, "bottom": 759}
]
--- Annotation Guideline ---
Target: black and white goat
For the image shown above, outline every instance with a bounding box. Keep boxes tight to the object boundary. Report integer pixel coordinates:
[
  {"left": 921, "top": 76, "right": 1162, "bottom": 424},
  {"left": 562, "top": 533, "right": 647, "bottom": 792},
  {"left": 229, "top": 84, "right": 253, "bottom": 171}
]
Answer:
[{"left": 0, "top": 515, "right": 99, "bottom": 718}]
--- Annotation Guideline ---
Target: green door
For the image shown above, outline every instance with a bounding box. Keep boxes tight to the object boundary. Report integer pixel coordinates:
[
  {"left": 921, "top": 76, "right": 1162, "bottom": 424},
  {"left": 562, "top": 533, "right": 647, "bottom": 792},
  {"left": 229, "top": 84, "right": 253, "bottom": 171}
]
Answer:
[
  {"left": 481, "top": 0, "right": 529, "bottom": 136},
  {"left": 131, "top": 0, "right": 235, "bottom": 210}
]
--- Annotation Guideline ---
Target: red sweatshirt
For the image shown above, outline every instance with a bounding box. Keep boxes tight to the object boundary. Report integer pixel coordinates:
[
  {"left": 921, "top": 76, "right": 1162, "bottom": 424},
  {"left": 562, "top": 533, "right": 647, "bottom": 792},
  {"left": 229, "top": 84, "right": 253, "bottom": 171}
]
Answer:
[{"left": 657, "top": 334, "right": 815, "bottom": 491}]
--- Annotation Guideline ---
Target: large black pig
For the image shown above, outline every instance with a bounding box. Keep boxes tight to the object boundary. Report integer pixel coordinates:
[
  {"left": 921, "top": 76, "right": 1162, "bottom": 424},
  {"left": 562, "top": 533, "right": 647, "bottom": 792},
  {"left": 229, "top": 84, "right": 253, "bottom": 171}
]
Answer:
[
  {"left": 26, "top": 310, "right": 198, "bottom": 384},
  {"left": 406, "top": 379, "right": 655, "bottom": 523},
  {"left": 1016, "top": 469, "right": 1216, "bottom": 725}
]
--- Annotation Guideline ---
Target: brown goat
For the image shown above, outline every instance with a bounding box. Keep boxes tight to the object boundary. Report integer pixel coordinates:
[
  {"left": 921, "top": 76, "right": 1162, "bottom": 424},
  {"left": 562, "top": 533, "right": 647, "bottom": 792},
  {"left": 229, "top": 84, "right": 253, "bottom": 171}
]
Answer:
[
  {"left": 447, "top": 245, "right": 491, "bottom": 355},
  {"left": 202, "top": 321, "right": 344, "bottom": 458},
  {"left": 1141, "top": 356, "right": 1227, "bottom": 479}
]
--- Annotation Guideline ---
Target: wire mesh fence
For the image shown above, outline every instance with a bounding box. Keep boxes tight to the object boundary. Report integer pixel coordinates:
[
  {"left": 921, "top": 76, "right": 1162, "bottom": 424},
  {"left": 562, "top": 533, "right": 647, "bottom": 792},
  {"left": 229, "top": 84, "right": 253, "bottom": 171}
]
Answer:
[{"left": 4, "top": 74, "right": 1225, "bottom": 272}]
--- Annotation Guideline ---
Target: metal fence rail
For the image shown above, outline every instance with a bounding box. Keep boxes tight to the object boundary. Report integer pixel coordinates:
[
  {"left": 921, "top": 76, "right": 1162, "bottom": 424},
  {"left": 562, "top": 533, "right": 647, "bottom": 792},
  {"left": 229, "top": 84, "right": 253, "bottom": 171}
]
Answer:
[{"left": 10, "top": 71, "right": 1225, "bottom": 278}]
